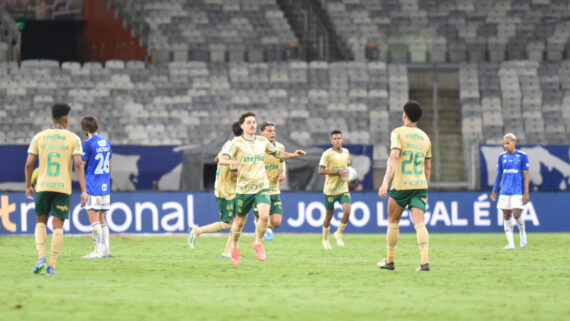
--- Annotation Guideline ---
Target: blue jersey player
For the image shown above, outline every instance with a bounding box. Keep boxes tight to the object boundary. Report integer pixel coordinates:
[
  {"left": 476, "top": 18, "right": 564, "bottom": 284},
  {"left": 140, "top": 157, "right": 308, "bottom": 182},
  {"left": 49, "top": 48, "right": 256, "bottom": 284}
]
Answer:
[
  {"left": 81, "top": 116, "right": 112, "bottom": 258},
  {"left": 490, "top": 133, "right": 530, "bottom": 250}
]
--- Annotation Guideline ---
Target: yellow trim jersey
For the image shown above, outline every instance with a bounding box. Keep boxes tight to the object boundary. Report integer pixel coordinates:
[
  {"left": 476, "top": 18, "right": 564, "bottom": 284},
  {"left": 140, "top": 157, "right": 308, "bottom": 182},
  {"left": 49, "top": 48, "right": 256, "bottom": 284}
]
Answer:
[
  {"left": 27, "top": 128, "right": 83, "bottom": 195},
  {"left": 214, "top": 140, "right": 238, "bottom": 200},
  {"left": 319, "top": 147, "right": 351, "bottom": 195},
  {"left": 390, "top": 125, "right": 432, "bottom": 190},
  {"left": 225, "top": 135, "right": 277, "bottom": 194},
  {"left": 265, "top": 141, "right": 285, "bottom": 195}
]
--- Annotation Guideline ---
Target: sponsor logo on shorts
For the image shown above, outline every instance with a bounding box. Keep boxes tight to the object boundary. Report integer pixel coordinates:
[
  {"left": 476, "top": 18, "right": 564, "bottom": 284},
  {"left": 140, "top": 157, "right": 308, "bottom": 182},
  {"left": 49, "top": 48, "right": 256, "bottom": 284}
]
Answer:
[{"left": 56, "top": 205, "right": 69, "bottom": 211}]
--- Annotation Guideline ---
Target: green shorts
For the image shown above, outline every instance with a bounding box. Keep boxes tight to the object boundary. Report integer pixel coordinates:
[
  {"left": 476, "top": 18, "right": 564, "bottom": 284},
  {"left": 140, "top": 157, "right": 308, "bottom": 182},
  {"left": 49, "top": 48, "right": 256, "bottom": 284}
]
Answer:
[
  {"left": 35, "top": 191, "right": 71, "bottom": 220},
  {"left": 216, "top": 197, "right": 235, "bottom": 223},
  {"left": 323, "top": 192, "right": 351, "bottom": 211},
  {"left": 235, "top": 189, "right": 271, "bottom": 217},
  {"left": 389, "top": 188, "right": 428, "bottom": 211},
  {"left": 253, "top": 194, "right": 282, "bottom": 217}
]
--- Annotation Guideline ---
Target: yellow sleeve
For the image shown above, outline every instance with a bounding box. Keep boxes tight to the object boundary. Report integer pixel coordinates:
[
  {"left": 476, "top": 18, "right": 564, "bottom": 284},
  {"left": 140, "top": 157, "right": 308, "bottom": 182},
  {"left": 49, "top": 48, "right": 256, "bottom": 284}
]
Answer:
[
  {"left": 390, "top": 129, "right": 401, "bottom": 150},
  {"left": 426, "top": 142, "right": 432, "bottom": 159},
  {"left": 220, "top": 141, "right": 232, "bottom": 158},
  {"left": 72, "top": 134, "right": 84, "bottom": 156},
  {"left": 27, "top": 134, "right": 39, "bottom": 156},
  {"left": 223, "top": 142, "right": 237, "bottom": 159},
  {"left": 319, "top": 150, "right": 328, "bottom": 168}
]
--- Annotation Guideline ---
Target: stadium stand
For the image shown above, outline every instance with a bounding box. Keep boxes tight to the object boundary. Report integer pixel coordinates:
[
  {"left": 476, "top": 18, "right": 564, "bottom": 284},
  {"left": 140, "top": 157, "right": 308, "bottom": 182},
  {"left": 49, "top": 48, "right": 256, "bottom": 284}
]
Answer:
[
  {"left": 322, "top": 0, "right": 570, "bottom": 63},
  {"left": 460, "top": 60, "right": 570, "bottom": 146},
  {"left": 2, "top": 59, "right": 569, "bottom": 159},
  {"left": 108, "top": 0, "right": 299, "bottom": 62}
]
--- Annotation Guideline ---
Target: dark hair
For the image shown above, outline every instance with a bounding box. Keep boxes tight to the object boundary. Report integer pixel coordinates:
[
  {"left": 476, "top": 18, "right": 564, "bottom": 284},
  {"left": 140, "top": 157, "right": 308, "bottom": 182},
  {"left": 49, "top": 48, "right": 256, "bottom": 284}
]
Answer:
[
  {"left": 232, "top": 121, "right": 243, "bottom": 136},
  {"left": 81, "top": 116, "right": 99, "bottom": 134},
  {"left": 238, "top": 111, "right": 256, "bottom": 125},
  {"left": 260, "top": 121, "right": 275, "bottom": 132},
  {"left": 403, "top": 101, "right": 423, "bottom": 123},
  {"left": 52, "top": 103, "right": 71, "bottom": 119},
  {"left": 330, "top": 129, "right": 342, "bottom": 137}
]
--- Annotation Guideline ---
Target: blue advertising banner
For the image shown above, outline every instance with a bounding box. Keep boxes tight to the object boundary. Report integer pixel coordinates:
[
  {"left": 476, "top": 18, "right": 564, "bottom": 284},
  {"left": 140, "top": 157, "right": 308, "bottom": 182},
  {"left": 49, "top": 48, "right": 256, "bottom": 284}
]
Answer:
[
  {"left": 480, "top": 145, "right": 570, "bottom": 191},
  {"left": 317, "top": 144, "right": 373, "bottom": 190},
  {"left": 0, "top": 145, "right": 182, "bottom": 191},
  {"left": 1, "top": 192, "right": 567, "bottom": 235}
]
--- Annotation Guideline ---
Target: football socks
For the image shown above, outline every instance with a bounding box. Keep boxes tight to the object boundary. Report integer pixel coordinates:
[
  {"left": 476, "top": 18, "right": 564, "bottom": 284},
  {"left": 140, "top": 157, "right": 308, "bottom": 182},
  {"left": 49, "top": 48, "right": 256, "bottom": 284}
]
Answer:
[
  {"left": 414, "top": 223, "right": 429, "bottom": 265},
  {"left": 35, "top": 223, "right": 47, "bottom": 258}
]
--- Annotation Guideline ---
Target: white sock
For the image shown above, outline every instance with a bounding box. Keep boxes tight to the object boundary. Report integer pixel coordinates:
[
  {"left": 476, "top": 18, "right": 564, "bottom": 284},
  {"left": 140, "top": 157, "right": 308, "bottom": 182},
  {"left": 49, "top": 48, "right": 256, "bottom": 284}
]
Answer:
[
  {"left": 91, "top": 222, "right": 103, "bottom": 252},
  {"left": 504, "top": 220, "right": 515, "bottom": 247},
  {"left": 101, "top": 224, "right": 110, "bottom": 253},
  {"left": 515, "top": 217, "right": 526, "bottom": 245}
]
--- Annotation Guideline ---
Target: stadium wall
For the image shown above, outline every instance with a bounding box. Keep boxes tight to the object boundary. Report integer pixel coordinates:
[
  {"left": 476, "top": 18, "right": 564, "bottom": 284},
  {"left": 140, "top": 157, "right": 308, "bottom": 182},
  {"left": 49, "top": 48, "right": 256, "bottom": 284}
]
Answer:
[{"left": 0, "top": 192, "right": 567, "bottom": 235}]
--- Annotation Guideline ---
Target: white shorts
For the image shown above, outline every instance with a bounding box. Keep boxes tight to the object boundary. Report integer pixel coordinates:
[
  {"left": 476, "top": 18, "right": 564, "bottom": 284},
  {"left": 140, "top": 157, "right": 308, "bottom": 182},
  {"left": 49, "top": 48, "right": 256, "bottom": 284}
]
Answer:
[
  {"left": 86, "top": 194, "right": 111, "bottom": 211},
  {"left": 497, "top": 195, "right": 523, "bottom": 210}
]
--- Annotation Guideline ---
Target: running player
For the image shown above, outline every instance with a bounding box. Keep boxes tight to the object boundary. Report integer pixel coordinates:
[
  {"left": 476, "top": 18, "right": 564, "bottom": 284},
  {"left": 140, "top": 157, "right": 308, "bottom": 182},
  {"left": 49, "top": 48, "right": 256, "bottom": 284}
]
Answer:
[
  {"left": 318, "top": 130, "right": 352, "bottom": 250},
  {"left": 25, "top": 103, "right": 88, "bottom": 275},
  {"left": 81, "top": 116, "right": 112, "bottom": 258},
  {"left": 219, "top": 112, "right": 305, "bottom": 265},
  {"left": 188, "top": 122, "right": 242, "bottom": 257},
  {"left": 253, "top": 121, "right": 286, "bottom": 241},
  {"left": 377, "top": 101, "right": 432, "bottom": 272},
  {"left": 490, "top": 133, "right": 530, "bottom": 250}
]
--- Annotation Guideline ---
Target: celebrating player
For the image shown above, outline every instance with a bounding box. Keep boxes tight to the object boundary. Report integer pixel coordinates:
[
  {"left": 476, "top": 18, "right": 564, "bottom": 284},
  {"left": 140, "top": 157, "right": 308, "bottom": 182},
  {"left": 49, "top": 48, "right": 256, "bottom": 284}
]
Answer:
[
  {"left": 377, "top": 101, "right": 432, "bottom": 272},
  {"left": 490, "top": 133, "right": 530, "bottom": 250},
  {"left": 188, "top": 122, "right": 242, "bottom": 257},
  {"left": 253, "top": 121, "right": 286, "bottom": 241},
  {"left": 219, "top": 112, "right": 305, "bottom": 265},
  {"left": 318, "top": 130, "right": 352, "bottom": 250},
  {"left": 25, "top": 103, "right": 88, "bottom": 275},
  {"left": 81, "top": 116, "right": 112, "bottom": 258}
]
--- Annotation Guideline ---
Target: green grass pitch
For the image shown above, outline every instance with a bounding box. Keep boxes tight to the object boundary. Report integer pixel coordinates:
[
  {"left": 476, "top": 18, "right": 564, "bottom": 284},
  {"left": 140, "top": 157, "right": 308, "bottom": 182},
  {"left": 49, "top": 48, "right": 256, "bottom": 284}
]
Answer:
[{"left": 0, "top": 233, "right": 568, "bottom": 321}]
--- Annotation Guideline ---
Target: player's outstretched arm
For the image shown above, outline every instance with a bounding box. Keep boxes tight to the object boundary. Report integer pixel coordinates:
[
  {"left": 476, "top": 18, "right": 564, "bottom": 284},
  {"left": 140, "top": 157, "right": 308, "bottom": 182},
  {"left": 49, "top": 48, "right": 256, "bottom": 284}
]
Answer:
[
  {"left": 73, "top": 155, "right": 88, "bottom": 207},
  {"left": 378, "top": 149, "right": 400, "bottom": 199},
  {"left": 275, "top": 150, "right": 306, "bottom": 160},
  {"left": 24, "top": 155, "right": 36, "bottom": 200}
]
